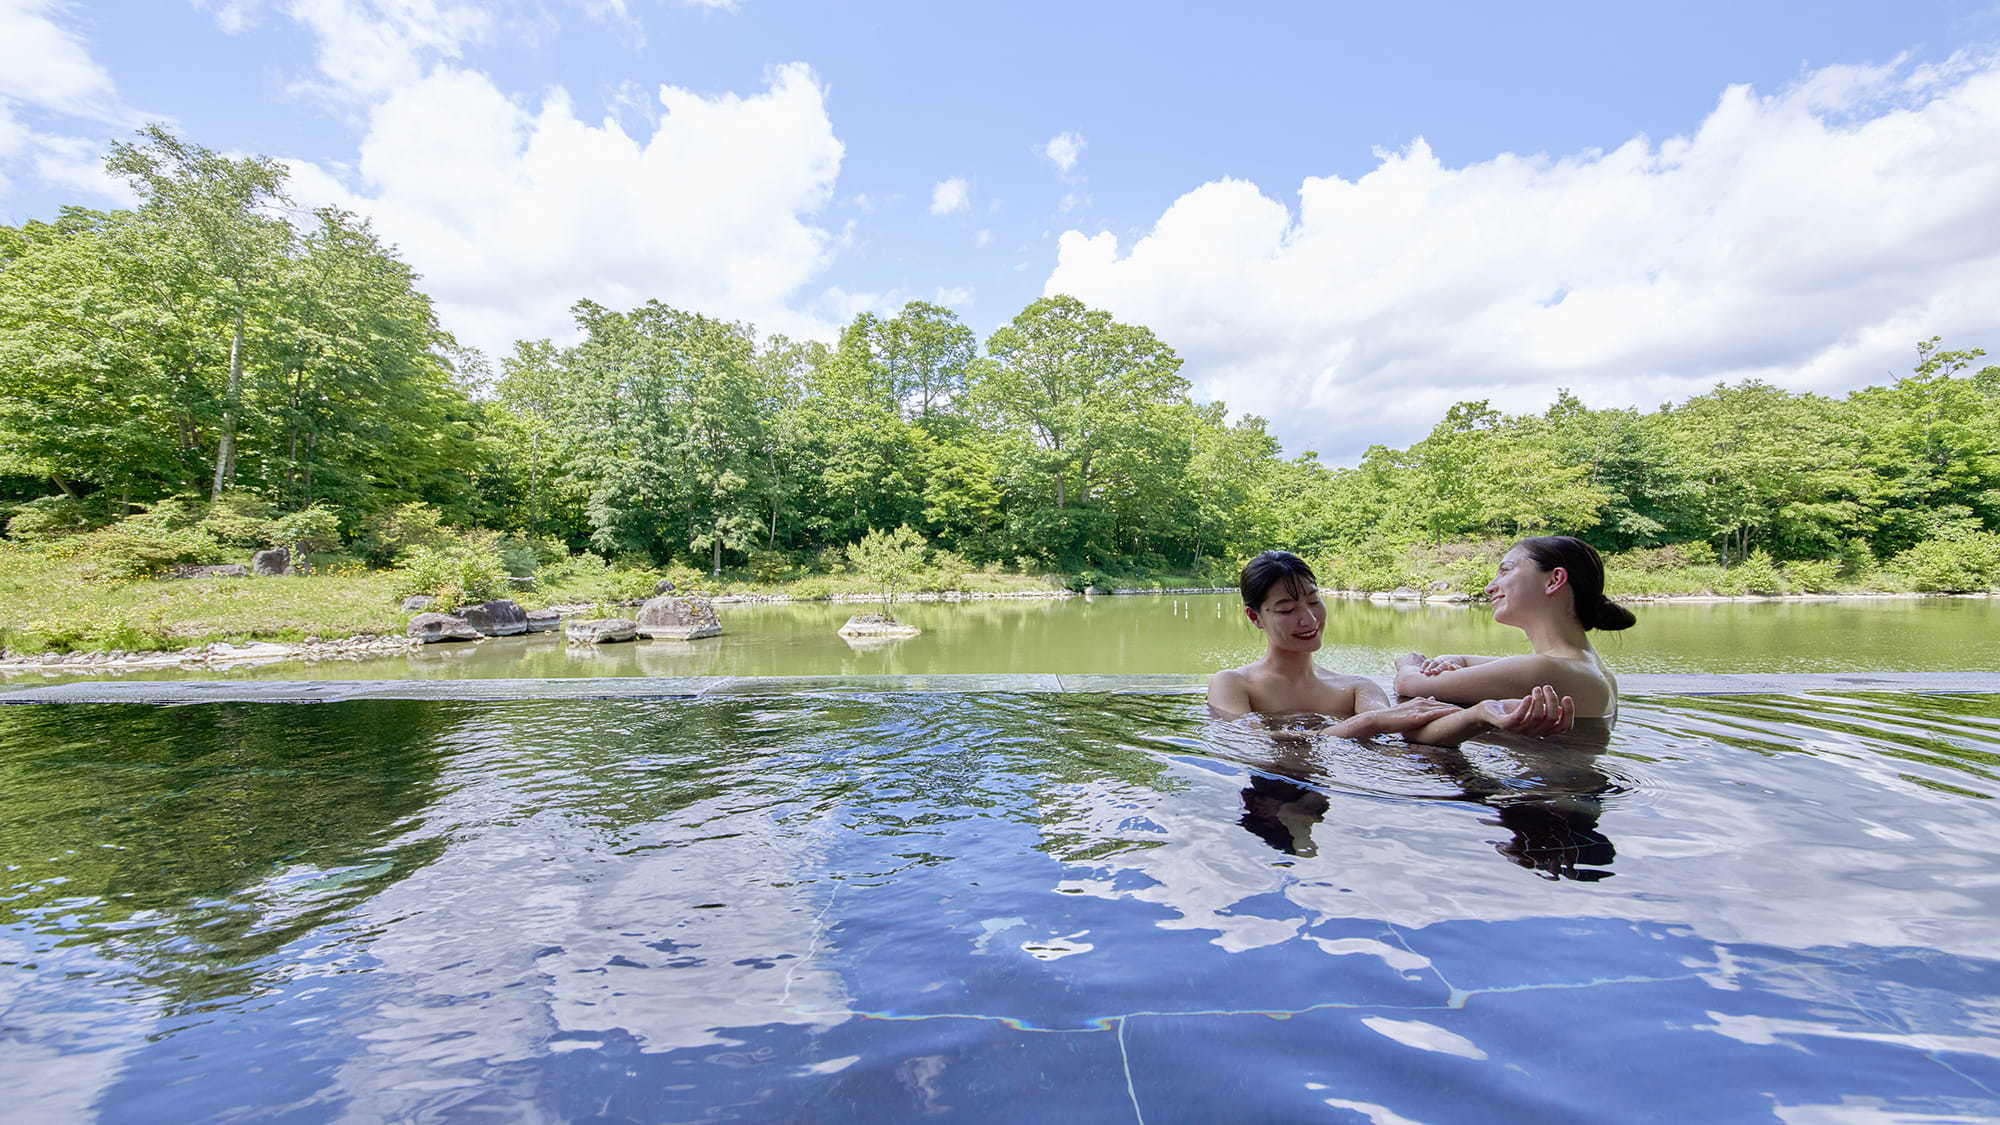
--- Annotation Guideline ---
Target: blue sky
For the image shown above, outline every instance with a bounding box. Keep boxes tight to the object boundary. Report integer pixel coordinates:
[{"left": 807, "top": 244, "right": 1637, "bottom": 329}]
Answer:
[{"left": 5, "top": 1, "right": 2000, "bottom": 460}]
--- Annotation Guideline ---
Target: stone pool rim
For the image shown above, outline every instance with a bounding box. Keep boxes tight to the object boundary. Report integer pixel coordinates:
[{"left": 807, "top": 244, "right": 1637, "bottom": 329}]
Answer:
[{"left": 1, "top": 670, "right": 1996, "bottom": 704}]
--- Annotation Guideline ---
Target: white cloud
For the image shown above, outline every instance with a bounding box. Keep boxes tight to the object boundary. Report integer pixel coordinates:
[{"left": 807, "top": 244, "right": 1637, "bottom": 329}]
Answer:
[
  {"left": 190, "top": 0, "right": 266, "bottom": 34},
  {"left": 1043, "top": 130, "right": 1084, "bottom": 174},
  {"left": 285, "top": 0, "right": 494, "bottom": 102},
  {"left": 929, "top": 175, "right": 969, "bottom": 216},
  {"left": 0, "top": 0, "right": 151, "bottom": 212},
  {"left": 285, "top": 60, "right": 848, "bottom": 356},
  {"left": 933, "top": 285, "right": 971, "bottom": 308},
  {"left": 0, "top": 0, "right": 132, "bottom": 122},
  {"left": 684, "top": 0, "right": 739, "bottom": 9},
  {"left": 1044, "top": 53, "right": 2000, "bottom": 462},
  {"left": 974, "top": 228, "right": 991, "bottom": 247}
]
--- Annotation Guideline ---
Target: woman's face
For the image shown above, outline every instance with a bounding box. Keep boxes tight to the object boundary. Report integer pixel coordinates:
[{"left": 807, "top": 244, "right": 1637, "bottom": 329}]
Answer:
[
  {"left": 1486, "top": 547, "right": 1560, "bottom": 626},
  {"left": 1249, "top": 580, "right": 1326, "bottom": 652}
]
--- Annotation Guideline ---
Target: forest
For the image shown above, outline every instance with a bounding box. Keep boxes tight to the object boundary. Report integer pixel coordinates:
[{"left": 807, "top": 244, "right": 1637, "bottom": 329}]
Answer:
[{"left": 5, "top": 128, "right": 2000, "bottom": 617}]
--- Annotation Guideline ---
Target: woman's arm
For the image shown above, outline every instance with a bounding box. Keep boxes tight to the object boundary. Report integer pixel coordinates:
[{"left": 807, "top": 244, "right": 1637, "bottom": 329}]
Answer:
[
  {"left": 1408, "top": 686, "right": 1576, "bottom": 746},
  {"left": 1392, "top": 654, "right": 1564, "bottom": 706},
  {"left": 1329, "top": 697, "right": 1463, "bottom": 739}
]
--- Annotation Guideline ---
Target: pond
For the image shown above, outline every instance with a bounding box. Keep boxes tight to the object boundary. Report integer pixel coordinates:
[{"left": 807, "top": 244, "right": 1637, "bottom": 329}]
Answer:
[
  {"left": 10, "top": 594, "right": 2000, "bottom": 684},
  {"left": 3, "top": 690, "right": 1997, "bottom": 1120}
]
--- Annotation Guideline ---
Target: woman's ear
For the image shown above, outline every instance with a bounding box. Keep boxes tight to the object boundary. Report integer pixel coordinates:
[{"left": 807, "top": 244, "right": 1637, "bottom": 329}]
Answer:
[{"left": 1545, "top": 566, "right": 1569, "bottom": 595}]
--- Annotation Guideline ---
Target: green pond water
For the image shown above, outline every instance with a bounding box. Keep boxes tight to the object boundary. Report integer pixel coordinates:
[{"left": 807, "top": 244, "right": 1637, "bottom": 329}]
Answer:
[{"left": 13, "top": 593, "right": 2000, "bottom": 683}]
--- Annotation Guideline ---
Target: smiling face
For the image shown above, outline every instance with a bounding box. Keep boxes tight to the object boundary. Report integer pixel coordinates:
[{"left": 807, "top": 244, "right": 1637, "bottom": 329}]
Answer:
[
  {"left": 1486, "top": 546, "right": 1567, "bottom": 627},
  {"left": 1248, "top": 577, "right": 1326, "bottom": 653}
]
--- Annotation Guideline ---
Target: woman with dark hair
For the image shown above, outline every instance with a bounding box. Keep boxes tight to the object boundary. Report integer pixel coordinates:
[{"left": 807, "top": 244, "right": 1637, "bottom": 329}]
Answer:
[
  {"left": 1394, "top": 535, "right": 1635, "bottom": 720},
  {"left": 1211, "top": 550, "right": 1572, "bottom": 742}
]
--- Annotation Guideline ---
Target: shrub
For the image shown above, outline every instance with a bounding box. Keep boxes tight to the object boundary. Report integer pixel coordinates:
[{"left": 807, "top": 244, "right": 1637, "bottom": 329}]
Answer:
[
  {"left": 924, "top": 549, "right": 971, "bottom": 592},
  {"left": 394, "top": 531, "right": 507, "bottom": 604},
  {"left": 1715, "top": 550, "right": 1787, "bottom": 596},
  {"left": 497, "top": 536, "right": 542, "bottom": 577},
  {"left": 4, "top": 493, "right": 119, "bottom": 542},
  {"left": 1783, "top": 559, "right": 1841, "bottom": 593},
  {"left": 267, "top": 503, "right": 342, "bottom": 560},
  {"left": 197, "top": 492, "right": 274, "bottom": 547},
  {"left": 1890, "top": 532, "right": 2000, "bottom": 593},
  {"left": 747, "top": 550, "right": 792, "bottom": 584},
  {"left": 848, "top": 526, "right": 929, "bottom": 604},
  {"left": 355, "top": 502, "right": 447, "bottom": 564}
]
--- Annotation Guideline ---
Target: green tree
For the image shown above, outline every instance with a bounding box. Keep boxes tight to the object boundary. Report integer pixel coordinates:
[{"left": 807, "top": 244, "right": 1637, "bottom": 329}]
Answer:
[
  {"left": 847, "top": 525, "right": 929, "bottom": 604},
  {"left": 106, "top": 125, "right": 292, "bottom": 498}
]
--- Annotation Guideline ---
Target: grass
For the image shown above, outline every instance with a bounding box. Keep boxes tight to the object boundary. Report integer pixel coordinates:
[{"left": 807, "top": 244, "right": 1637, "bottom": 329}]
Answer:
[
  {"left": 0, "top": 545, "right": 405, "bottom": 654},
  {"left": 2, "top": 539, "right": 1980, "bottom": 658}
]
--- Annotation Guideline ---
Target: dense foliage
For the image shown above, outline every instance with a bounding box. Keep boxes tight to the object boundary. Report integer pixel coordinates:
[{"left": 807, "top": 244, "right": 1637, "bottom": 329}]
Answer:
[{"left": 5, "top": 128, "right": 1999, "bottom": 596}]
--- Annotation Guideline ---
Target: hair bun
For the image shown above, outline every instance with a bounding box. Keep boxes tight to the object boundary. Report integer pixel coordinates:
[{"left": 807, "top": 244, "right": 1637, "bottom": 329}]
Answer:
[{"left": 1593, "top": 596, "right": 1637, "bottom": 632}]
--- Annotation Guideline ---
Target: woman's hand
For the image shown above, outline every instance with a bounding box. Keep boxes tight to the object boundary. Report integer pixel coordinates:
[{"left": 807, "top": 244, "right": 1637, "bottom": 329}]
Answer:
[
  {"left": 1479, "top": 685, "right": 1576, "bottom": 737},
  {"left": 1344, "top": 697, "right": 1464, "bottom": 737},
  {"left": 1396, "top": 652, "right": 1469, "bottom": 677}
]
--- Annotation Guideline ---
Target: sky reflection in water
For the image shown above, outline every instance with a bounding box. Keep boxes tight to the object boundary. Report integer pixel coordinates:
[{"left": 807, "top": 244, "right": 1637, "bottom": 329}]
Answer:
[{"left": 1, "top": 692, "right": 1997, "bottom": 1121}]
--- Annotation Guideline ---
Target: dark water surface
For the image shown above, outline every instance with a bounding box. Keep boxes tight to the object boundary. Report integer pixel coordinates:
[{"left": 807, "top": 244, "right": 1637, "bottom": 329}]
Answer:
[
  {"left": 11, "top": 594, "right": 2000, "bottom": 685},
  {"left": 3, "top": 692, "right": 1998, "bottom": 1121}
]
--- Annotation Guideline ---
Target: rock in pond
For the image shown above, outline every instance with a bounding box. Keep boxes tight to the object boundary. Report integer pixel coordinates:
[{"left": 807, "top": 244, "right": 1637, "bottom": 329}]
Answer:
[
  {"left": 408, "top": 612, "right": 482, "bottom": 643},
  {"left": 456, "top": 599, "right": 528, "bottom": 637},
  {"left": 173, "top": 564, "right": 250, "bottom": 579},
  {"left": 838, "top": 613, "right": 920, "bottom": 639},
  {"left": 251, "top": 546, "right": 292, "bottom": 576},
  {"left": 567, "top": 617, "right": 638, "bottom": 645},
  {"left": 636, "top": 595, "right": 722, "bottom": 640},
  {"left": 653, "top": 578, "right": 677, "bottom": 595},
  {"left": 525, "top": 608, "right": 561, "bottom": 633},
  {"left": 400, "top": 594, "right": 438, "bottom": 613}
]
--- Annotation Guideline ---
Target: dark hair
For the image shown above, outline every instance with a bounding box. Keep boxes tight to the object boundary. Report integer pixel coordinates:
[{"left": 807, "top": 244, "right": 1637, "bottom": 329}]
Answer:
[
  {"left": 1240, "top": 550, "right": 1317, "bottom": 610},
  {"left": 1515, "top": 536, "right": 1635, "bottom": 631}
]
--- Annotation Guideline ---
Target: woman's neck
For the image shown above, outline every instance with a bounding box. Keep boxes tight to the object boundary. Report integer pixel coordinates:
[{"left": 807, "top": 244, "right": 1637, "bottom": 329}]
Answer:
[
  {"left": 1261, "top": 646, "right": 1319, "bottom": 678},
  {"left": 1520, "top": 614, "right": 1592, "bottom": 658}
]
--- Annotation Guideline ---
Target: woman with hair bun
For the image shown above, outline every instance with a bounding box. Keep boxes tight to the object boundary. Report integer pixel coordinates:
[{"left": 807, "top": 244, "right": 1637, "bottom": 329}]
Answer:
[{"left": 1394, "top": 535, "right": 1635, "bottom": 720}]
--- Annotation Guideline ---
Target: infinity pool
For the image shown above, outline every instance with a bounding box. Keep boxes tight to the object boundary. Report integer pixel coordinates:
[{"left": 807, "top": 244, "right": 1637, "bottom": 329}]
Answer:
[{"left": 3, "top": 691, "right": 1997, "bottom": 1121}]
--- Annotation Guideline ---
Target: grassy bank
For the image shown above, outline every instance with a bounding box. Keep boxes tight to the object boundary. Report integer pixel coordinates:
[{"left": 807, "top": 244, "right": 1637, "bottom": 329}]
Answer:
[{"left": 3, "top": 540, "right": 1993, "bottom": 658}]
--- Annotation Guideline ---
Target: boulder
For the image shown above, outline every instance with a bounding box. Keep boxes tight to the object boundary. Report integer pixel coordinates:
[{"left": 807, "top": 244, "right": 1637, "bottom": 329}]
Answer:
[
  {"left": 635, "top": 595, "right": 722, "bottom": 640},
  {"left": 407, "top": 612, "right": 482, "bottom": 643},
  {"left": 173, "top": 564, "right": 250, "bottom": 579},
  {"left": 456, "top": 599, "right": 528, "bottom": 637},
  {"left": 566, "top": 617, "right": 637, "bottom": 645},
  {"left": 250, "top": 546, "right": 292, "bottom": 576},
  {"left": 654, "top": 578, "right": 677, "bottom": 595},
  {"left": 400, "top": 594, "right": 438, "bottom": 613},
  {"left": 838, "top": 613, "right": 921, "bottom": 639},
  {"left": 525, "top": 608, "right": 561, "bottom": 633}
]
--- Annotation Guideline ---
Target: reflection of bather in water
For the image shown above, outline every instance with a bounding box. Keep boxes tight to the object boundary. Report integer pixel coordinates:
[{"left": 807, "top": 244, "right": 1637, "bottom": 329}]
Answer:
[{"left": 1231, "top": 718, "right": 1621, "bottom": 880}]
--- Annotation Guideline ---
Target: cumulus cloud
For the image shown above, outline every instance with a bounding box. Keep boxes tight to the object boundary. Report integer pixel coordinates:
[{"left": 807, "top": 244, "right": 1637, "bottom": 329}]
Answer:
[
  {"left": 1044, "top": 130, "right": 1084, "bottom": 174},
  {"left": 929, "top": 175, "right": 969, "bottom": 215},
  {"left": 1044, "top": 54, "right": 2000, "bottom": 462},
  {"left": 285, "top": 59, "right": 848, "bottom": 356},
  {"left": 933, "top": 285, "right": 971, "bottom": 308},
  {"left": 0, "top": 0, "right": 149, "bottom": 211},
  {"left": 285, "top": 0, "right": 494, "bottom": 102}
]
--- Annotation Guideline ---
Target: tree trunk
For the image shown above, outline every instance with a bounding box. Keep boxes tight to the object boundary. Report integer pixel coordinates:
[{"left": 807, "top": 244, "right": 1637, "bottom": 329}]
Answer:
[
  {"left": 211, "top": 308, "right": 245, "bottom": 499},
  {"left": 712, "top": 536, "right": 722, "bottom": 578},
  {"left": 50, "top": 475, "right": 78, "bottom": 499}
]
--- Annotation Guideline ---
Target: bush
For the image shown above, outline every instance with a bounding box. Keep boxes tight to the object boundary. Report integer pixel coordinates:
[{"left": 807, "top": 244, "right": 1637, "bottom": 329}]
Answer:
[
  {"left": 1783, "top": 559, "right": 1841, "bottom": 593},
  {"left": 355, "top": 502, "right": 448, "bottom": 564},
  {"left": 1715, "top": 550, "right": 1787, "bottom": 596},
  {"left": 1889, "top": 532, "right": 2000, "bottom": 593},
  {"left": 198, "top": 492, "right": 274, "bottom": 547},
  {"left": 4, "top": 493, "right": 119, "bottom": 542},
  {"left": 267, "top": 503, "right": 342, "bottom": 559},
  {"left": 747, "top": 550, "right": 792, "bottom": 584},
  {"left": 393, "top": 531, "right": 507, "bottom": 604},
  {"left": 497, "top": 536, "right": 542, "bottom": 577}
]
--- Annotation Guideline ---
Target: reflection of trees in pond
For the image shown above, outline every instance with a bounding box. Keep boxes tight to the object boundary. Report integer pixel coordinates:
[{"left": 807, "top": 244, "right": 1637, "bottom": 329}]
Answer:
[{"left": 0, "top": 701, "right": 456, "bottom": 1007}]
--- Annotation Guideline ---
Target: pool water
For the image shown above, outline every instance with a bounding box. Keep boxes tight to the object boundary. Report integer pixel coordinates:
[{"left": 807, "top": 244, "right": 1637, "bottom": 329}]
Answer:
[{"left": 3, "top": 692, "right": 1997, "bottom": 1121}]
